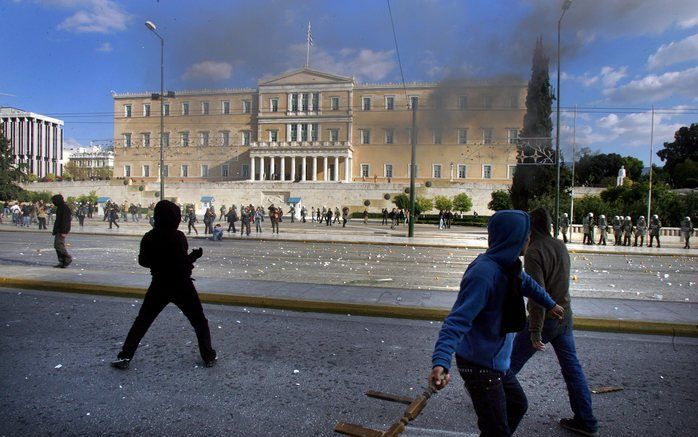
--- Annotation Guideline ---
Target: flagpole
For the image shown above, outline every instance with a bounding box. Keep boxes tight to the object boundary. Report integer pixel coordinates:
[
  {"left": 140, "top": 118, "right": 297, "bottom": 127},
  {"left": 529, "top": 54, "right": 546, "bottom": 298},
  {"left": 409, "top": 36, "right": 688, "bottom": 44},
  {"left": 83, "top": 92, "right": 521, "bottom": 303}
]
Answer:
[{"left": 306, "top": 22, "right": 311, "bottom": 67}]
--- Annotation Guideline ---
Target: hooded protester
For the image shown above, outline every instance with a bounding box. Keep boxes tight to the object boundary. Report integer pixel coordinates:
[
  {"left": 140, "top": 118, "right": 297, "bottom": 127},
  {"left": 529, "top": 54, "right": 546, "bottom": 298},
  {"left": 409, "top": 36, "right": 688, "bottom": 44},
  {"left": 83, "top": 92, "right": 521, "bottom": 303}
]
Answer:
[
  {"left": 51, "top": 194, "right": 72, "bottom": 268},
  {"left": 648, "top": 214, "right": 662, "bottom": 248},
  {"left": 429, "top": 210, "right": 564, "bottom": 437},
  {"left": 680, "top": 217, "right": 693, "bottom": 249},
  {"left": 634, "top": 216, "right": 647, "bottom": 247},
  {"left": 509, "top": 208, "right": 599, "bottom": 437},
  {"left": 111, "top": 200, "right": 217, "bottom": 370}
]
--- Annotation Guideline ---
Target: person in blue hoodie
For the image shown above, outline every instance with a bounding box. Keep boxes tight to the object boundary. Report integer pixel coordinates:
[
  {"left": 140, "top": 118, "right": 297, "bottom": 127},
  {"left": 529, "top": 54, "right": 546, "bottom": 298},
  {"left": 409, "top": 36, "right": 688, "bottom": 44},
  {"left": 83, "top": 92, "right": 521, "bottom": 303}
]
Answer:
[{"left": 430, "top": 210, "right": 564, "bottom": 437}]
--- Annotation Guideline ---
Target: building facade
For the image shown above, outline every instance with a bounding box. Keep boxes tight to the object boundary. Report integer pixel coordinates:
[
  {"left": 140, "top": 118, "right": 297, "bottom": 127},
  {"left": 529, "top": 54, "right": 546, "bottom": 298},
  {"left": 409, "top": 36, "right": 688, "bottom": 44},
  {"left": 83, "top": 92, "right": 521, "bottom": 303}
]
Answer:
[
  {"left": 113, "top": 68, "right": 524, "bottom": 185},
  {"left": 63, "top": 145, "right": 115, "bottom": 180},
  {"left": 0, "top": 107, "right": 64, "bottom": 178}
]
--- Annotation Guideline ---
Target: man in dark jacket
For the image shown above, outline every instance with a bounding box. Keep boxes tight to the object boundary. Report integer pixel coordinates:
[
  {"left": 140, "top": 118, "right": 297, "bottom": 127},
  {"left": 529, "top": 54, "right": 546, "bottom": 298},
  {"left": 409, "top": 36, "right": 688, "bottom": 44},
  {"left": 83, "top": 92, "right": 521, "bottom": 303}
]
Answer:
[
  {"left": 51, "top": 194, "right": 72, "bottom": 268},
  {"left": 429, "top": 210, "right": 564, "bottom": 437},
  {"left": 111, "top": 200, "right": 217, "bottom": 369},
  {"left": 509, "top": 208, "right": 598, "bottom": 437}
]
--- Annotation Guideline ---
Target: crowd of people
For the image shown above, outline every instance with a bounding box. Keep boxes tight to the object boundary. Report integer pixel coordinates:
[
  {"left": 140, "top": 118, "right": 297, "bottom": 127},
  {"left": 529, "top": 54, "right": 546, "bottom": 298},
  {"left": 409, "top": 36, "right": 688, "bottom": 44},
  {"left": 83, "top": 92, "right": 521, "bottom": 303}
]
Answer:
[{"left": 559, "top": 212, "right": 694, "bottom": 249}]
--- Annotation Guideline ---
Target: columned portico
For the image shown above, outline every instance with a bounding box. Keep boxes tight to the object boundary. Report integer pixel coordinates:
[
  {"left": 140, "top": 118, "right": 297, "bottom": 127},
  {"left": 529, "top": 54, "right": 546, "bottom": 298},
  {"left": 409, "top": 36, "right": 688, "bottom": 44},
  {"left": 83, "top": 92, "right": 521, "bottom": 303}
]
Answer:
[{"left": 248, "top": 141, "right": 353, "bottom": 183}]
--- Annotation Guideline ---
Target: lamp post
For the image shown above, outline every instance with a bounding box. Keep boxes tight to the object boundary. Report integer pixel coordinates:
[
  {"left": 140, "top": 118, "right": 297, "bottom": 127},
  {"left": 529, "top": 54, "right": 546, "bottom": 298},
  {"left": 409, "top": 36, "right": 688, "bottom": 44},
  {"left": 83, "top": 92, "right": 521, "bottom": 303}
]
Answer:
[
  {"left": 554, "top": 0, "right": 572, "bottom": 238},
  {"left": 145, "top": 20, "right": 165, "bottom": 200}
]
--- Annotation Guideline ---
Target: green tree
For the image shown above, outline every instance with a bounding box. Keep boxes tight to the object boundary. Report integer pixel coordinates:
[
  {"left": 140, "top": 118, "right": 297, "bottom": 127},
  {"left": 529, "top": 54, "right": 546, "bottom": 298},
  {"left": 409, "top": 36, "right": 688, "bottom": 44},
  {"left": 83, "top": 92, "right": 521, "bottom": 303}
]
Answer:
[
  {"left": 575, "top": 152, "right": 626, "bottom": 186},
  {"left": 673, "top": 159, "right": 698, "bottom": 188},
  {"left": 657, "top": 123, "right": 698, "bottom": 187},
  {"left": 393, "top": 193, "right": 409, "bottom": 210},
  {"left": 622, "top": 156, "right": 644, "bottom": 181},
  {"left": 414, "top": 196, "right": 433, "bottom": 216},
  {"left": 0, "top": 134, "right": 27, "bottom": 200},
  {"left": 452, "top": 193, "right": 473, "bottom": 214},
  {"left": 433, "top": 195, "right": 453, "bottom": 211},
  {"left": 511, "top": 37, "right": 558, "bottom": 210},
  {"left": 488, "top": 190, "right": 512, "bottom": 211}
]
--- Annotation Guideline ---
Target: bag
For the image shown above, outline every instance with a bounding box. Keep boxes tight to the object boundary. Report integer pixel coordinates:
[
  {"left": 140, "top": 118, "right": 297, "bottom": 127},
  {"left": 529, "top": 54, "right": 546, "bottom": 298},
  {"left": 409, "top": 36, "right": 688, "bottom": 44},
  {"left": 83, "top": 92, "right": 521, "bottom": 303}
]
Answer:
[{"left": 500, "top": 259, "right": 526, "bottom": 335}]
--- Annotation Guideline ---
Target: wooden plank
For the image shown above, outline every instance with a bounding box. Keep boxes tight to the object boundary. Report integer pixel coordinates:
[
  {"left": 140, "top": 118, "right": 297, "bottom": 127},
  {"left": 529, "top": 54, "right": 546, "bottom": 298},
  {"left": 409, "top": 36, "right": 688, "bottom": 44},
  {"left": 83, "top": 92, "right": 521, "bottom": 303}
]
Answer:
[
  {"left": 366, "top": 390, "right": 414, "bottom": 405},
  {"left": 334, "top": 422, "right": 384, "bottom": 437}
]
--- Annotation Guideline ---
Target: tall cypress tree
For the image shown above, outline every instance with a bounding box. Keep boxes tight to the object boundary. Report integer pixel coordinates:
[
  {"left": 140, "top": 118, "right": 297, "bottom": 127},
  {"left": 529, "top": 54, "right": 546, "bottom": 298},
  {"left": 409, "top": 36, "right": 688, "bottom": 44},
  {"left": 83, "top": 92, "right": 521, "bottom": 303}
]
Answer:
[
  {"left": 0, "top": 134, "right": 27, "bottom": 200},
  {"left": 510, "top": 37, "right": 557, "bottom": 210}
]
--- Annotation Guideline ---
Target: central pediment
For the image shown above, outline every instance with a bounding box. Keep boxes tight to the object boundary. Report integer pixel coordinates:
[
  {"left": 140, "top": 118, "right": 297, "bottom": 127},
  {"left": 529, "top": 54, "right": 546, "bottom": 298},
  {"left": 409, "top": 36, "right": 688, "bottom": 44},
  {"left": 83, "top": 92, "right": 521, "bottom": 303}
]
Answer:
[{"left": 259, "top": 68, "right": 354, "bottom": 86}]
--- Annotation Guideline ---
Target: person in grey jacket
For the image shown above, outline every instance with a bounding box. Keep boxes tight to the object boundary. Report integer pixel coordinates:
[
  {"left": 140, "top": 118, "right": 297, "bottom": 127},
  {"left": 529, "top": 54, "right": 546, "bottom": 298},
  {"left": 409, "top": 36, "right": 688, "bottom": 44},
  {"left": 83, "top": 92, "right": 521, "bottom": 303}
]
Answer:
[
  {"left": 509, "top": 208, "right": 599, "bottom": 437},
  {"left": 634, "top": 216, "right": 647, "bottom": 247},
  {"left": 597, "top": 214, "right": 608, "bottom": 245},
  {"left": 612, "top": 215, "right": 623, "bottom": 245},
  {"left": 560, "top": 213, "right": 570, "bottom": 243},
  {"left": 648, "top": 214, "right": 662, "bottom": 248},
  {"left": 622, "top": 216, "right": 633, "bottom": 246},
  {"left": 681, "top": 217, "right": 694, "bottom": 249}
]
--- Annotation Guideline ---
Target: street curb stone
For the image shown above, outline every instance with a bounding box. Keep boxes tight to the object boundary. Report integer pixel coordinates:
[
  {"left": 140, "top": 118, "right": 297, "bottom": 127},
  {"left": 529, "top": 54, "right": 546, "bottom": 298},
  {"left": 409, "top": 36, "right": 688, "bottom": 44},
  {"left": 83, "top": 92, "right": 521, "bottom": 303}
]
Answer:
[{"left": 1, "top": 277, "right": 696, "bottom": 338}]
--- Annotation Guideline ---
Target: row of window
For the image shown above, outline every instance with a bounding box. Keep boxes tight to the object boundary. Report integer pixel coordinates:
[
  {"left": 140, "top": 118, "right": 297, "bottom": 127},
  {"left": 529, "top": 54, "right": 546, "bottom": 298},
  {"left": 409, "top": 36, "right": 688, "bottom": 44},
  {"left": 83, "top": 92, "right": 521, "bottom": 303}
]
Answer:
[
  {"left": 358, "top": 128, "right": 519, "bottom": 145},
  {"left": 124, "top": 100, "right": 253, "bottom": 118},
  {"left": 359, "top": 163, "right": 516, "bottom": 180},
  {"left": 121, "top": 131, "right": 250, "bottom": 147},
  {"left": 123, "top": 163, "right": 250, "bottom": 179},
  {"left": 360, "top": 94, "right": 518, "bottom": 111}
]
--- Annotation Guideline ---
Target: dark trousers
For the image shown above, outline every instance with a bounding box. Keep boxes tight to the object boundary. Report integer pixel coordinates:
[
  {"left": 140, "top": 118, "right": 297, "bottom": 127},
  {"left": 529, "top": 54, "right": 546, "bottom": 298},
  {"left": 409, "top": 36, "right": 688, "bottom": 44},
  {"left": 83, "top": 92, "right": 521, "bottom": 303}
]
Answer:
[
  {"left": 78, "top": 216, "right": 85, "bottom": 227},
  {"left": 54, "top": 234, "right": 72, "bottom": 266},
  {"left": 510, "top": 315, "right": 598, "bottom": 433},
  {"left": 117, "top": 280, "right": 216, "bottom": 363},
  {"left": 38, "top": 217, "right": 47, "bottom": 229},
  {"left": 649, "top": 234, "right": 660, "bottom": 247},
  {"left": 456, "top": 356, "right": 527, "bottom": 437},
  {"left": 227, "top": 222, "right": 236, "bottom": 233},
  {"left": 188, "top": 221, "right": 198, "bottom": 235}
]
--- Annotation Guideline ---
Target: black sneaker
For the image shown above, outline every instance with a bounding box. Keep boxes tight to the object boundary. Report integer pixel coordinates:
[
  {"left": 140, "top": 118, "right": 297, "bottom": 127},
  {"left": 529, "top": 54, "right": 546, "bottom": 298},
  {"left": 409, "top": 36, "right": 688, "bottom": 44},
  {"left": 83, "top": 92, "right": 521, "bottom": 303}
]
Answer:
[
  {"left": 559, "top": 418, "right": 598, "bottom": 437},
  {"left": 204, "top": 355, "right": 218, "bottom": 368},
  {"left": 111, "top": 358, "right": 131, "bottom": 370},
  {"left": 53, "top": 263, "right": 66, "bottom": 268}
]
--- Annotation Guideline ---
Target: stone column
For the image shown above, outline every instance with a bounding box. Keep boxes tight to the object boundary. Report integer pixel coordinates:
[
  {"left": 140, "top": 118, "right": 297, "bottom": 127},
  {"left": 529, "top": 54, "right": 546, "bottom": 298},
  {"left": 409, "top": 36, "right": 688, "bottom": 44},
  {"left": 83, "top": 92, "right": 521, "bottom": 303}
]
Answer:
[
  {"left": 250, "top": 155, "right": 255, "bottom": 181},
  {"left": 308, "top": 123, "right": 313, "bottom": 143},
  {"left": 334, "top": 156, "right": 340, "bottom": 182},
  {"left": 270, "top": 156, "right": 275, "bottom": 180},
  {"left": 312, "top": 156, "right": 317, "bottom": 181},
  {"left": 301, "top": 156, "right": 307, "bottom": 181},
  {"left": 291, "top": 156, "right": 296, "bottom": 181},
  {"left": 297, "top": 123, "right": 303, "bottom": 142},
  {"left": 323, "top": 156, "right": 328, "bottom": 182},
  {"left": 260, "top": 156, "right": 266, "bottom": 180},
  {"left": 345, "top": 156, "right": 351, "bottom": 182},
  {"left": 280, "top": 156, "right": 286, "bottom": 181}
]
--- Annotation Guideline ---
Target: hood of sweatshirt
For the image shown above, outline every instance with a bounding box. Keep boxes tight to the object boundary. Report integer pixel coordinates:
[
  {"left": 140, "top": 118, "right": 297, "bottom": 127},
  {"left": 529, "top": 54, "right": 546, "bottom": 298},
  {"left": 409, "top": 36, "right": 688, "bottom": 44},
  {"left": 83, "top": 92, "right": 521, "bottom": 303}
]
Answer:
[
  {"left": 153, "top": 200, "right": 181, "bottom": 230},
  {"left": 486, "top": 210, "right": 530, "bottom": 267},
  {"left": 529, "top": 208, "right": 551, "bottom": 242},
  {"left": 51, "top": 194, "right": 65, "bottom": 206}
]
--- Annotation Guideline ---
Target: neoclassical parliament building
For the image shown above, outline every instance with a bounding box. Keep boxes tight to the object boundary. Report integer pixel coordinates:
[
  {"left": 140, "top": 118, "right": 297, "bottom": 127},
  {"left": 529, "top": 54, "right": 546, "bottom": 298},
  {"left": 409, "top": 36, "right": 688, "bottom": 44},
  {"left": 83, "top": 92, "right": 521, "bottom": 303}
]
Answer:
[{"left": 113, "top": 68, "right": 524, "bottom": 187}]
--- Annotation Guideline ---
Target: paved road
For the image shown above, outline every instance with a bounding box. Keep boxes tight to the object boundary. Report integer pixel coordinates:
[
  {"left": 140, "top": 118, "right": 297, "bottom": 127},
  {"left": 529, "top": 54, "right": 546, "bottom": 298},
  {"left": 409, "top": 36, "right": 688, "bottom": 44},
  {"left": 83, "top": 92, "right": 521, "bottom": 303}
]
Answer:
[
  {"left": 1, "top": 288, "right": 696, "bottom": 436},
  {"left": 0, "top": 231, "right": 695, "bottom": 302}
]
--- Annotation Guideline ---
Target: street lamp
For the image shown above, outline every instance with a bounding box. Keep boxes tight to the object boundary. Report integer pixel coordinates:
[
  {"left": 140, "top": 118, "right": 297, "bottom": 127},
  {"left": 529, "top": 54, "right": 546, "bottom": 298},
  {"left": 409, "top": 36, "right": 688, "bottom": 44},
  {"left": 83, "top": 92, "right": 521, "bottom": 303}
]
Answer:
[
  {"left": 554, "top": 0, "right": 572, "bottom": 238},
  {"left": 145, "top": 20, "right": 165, "bottom": 200}
]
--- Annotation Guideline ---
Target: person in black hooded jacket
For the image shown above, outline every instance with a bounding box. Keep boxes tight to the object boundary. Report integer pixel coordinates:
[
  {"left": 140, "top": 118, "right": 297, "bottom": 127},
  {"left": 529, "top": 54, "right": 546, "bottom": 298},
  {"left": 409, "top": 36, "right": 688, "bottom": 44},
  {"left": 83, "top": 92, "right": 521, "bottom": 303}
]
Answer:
[
  {"left": 111, "top": 200, "right": 217, "bottom": 369},
  {"left": 51, "top": 194, "right": 72, "bottom": 268}
]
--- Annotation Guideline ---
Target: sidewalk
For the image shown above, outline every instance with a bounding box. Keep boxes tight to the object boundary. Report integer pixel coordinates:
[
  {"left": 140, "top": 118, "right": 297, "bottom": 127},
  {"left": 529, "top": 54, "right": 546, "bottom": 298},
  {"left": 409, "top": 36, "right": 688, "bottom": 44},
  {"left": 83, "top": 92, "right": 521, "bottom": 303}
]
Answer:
[
  {"left": 0, "top": 264, "right": 695, "bottom": 337},
  {"left": 2, "top": 217, "right": 696, "bottom": 257}
]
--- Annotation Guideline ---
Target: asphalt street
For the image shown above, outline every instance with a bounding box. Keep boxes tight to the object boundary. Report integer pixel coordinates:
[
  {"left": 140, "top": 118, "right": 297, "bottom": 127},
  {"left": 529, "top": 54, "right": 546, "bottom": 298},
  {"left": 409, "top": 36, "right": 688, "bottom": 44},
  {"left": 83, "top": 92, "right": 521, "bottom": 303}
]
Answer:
[
  {"left": 0, "top": 231, "right": 695, "bottom": 302},
  {"left": 1, "top": 288, "right": 696, "bottom": 437}
]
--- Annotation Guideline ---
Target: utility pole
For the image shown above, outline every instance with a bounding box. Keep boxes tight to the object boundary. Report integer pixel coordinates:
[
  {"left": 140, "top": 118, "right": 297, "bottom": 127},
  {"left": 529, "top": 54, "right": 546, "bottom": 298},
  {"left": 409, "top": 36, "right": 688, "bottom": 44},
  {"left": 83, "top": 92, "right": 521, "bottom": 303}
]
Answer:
[{"left": 408, "top": 99, "right": 417, "bottom": 237}]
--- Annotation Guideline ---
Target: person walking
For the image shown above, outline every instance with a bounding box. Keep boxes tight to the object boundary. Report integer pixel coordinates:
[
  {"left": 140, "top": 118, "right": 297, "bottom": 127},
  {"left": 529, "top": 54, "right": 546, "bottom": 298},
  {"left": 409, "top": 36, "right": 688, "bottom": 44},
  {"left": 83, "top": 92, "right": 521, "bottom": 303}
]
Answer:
[
  {"left": 681, "top": 216, "right": 694, "bottom": 249},
  {"left": 342, "top": 207, "right": 349, "bottom": 228},
  {"left": 326, "top": 208, "right": 333, "bottom": 226},
  {"left": 301, "top": 206, "right": 307, "bottom": 223},
  {"left": 289, "top": 205, "right": 296, "bottom": 223},
  {"left": 509, "top": 208, "right": 599, "bottom": 437},
  {"left": 362, "top": 209, "right": 369, "bottom": 225},
  {"left": 187, "top": 207, "right": 198, "bottom": 235},
  {"left": 429, "top": 210, "right": 564, "bottom": 437},
  {"left": 51, "top": 194, "right": 73, "bottom": 268},
  {"left": 333, "top": 207, "right": 341, "bottom": 224},
  {"left": 37, "top": 204, "right": 47, "bottom": 230},
  {"left": 381, "top": 208, "right": 388, "bottom": 226},
  {"left": 254, "top": 207, "right": 263, "bottom": 233},
  {"left": 634, "top": 216, "right": 647, "bottom": 247},
  {"left": 111, "top": 200, "right": 217, "bottom": 370},
  {"left": 219, "top": 204, "right": 227, "bottom": 222},
  {"left": 203, "top": 207, "right": 215, "bottom": 235},
  {"left": 76, "top": 203, "right": 87, "bottom": 228},
  {"left": 560, "top": 213, "right": 570, "bottom": 243},
  {"left": 226, "top": 206, "right": 238, "bottom": 233},
  {"left": 240, "top": 207, "right": 251, "bottom": 236},
  {"left": 648, "top": 214, "right": 662, "bottom": 248},
  {"left": 108, "top": 205, "right": 120, "bottom": 229},
  {"left": 271, "top": 207, "right": 280, "bottom": 234}
]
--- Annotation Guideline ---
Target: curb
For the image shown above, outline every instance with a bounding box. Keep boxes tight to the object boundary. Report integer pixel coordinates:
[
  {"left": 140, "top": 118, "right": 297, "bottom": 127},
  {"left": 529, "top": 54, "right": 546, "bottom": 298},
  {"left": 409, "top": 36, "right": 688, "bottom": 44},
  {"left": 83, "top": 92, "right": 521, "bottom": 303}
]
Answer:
[
  {"left": 1, "top": 277, "right": 696, "bottom": 338},
  {"left": 1, "top": 227, "right": 696, "bottom": 257}
]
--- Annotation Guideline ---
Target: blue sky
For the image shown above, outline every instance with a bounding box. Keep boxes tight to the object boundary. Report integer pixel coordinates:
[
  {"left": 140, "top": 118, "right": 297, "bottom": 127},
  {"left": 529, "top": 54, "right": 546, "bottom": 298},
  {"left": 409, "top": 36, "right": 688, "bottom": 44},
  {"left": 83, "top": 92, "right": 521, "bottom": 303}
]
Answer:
[{"left": 1, "top": 0, "right": 696, "bottom": 165}]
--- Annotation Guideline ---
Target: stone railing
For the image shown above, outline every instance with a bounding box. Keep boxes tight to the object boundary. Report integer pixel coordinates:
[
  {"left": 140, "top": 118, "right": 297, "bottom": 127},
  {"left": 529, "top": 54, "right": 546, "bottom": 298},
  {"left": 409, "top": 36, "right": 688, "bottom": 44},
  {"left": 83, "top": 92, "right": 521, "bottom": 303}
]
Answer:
[{"left": 249, "top": 141, "right": 351, "bottom": 149}]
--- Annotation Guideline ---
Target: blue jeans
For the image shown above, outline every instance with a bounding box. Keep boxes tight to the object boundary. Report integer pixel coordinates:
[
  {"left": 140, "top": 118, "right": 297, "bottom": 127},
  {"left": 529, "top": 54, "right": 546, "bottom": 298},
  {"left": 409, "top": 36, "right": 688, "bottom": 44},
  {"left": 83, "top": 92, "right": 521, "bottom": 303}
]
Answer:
[
  {"left": 456, "top": 356, "right": 528, "bottom": 437},
  {"left": 510, "top": 314, "right": 598, "bottom": 432}
]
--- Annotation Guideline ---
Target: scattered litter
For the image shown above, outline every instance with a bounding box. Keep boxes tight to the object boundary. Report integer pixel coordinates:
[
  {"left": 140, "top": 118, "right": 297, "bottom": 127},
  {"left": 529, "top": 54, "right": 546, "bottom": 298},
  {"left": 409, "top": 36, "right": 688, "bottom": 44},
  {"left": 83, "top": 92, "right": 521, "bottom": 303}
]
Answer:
[
  {"left": 591, "top": 386, "right": 624, "bottom": 394},
  {"left": 293, "top": 369, "right": 300, "bottom": 374},
  {"left": 54, "top": 364, "right": 62, "bottom": 369}
]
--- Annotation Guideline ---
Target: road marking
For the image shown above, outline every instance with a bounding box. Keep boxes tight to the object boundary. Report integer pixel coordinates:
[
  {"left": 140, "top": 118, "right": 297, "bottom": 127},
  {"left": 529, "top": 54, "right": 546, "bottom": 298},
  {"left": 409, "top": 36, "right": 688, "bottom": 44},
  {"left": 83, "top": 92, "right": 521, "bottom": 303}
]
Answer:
[{"left": 403, "top": 426, "right": 477, "bottom": 436}]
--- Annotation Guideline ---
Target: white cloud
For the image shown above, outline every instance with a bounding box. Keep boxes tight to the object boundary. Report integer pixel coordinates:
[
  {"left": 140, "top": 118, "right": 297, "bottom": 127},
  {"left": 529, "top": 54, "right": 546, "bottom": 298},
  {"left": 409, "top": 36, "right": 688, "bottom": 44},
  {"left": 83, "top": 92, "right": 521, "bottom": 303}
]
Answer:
[
  {"left": 565, "top": 66, "right": 627, "bottom": 88},
  {"left": 96, "top": 42, "right": 112, "bottom": 52},
  {"left": 64, "top": 137, "right": 84, "bottom": 148},
  {"left": 54, "top": 0, "right": 130, "bottom": 33},
  {"left": 648, "top": 34, "right": 698, "bottom": 70},
  {"left": 292, "top": 44, "right": 396, "bottom": 82},
  {"left": 182, "top": 61, "right": 234, "bottom": 82},
  {"left": 603, "top": 66, "right": 698, "bottom": 103}
]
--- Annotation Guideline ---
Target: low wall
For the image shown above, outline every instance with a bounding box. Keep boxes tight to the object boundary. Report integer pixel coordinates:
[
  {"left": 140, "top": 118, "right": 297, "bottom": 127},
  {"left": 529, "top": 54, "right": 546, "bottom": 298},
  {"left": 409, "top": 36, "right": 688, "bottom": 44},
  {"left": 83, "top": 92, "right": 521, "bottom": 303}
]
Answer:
[{"left": 20, "top": 180, "right": 510, "bottom": 215}]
